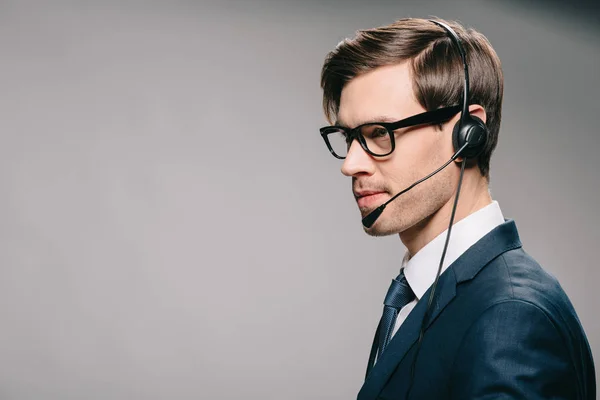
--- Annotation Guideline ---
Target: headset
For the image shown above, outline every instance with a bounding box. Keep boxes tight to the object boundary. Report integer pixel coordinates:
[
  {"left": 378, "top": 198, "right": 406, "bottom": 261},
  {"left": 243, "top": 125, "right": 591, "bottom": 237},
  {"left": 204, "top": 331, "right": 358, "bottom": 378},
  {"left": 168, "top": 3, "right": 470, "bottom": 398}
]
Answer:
[
  {"left": 361, "top": 18, "right": 490, "bottom": 397},
  {"left": 436, "top": 19, "right": 489, "bottom": 161},
  {"left": 406, "top": 19, "right": 489, "bottom": 397}
]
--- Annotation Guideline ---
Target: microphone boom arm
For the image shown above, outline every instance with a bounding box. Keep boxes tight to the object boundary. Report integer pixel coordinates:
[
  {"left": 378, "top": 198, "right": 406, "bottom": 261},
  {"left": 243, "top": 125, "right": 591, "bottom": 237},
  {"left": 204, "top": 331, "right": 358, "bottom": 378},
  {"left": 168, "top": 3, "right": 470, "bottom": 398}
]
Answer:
[{"left": 361, "top": 142, "right": 469, "bottom": 228}]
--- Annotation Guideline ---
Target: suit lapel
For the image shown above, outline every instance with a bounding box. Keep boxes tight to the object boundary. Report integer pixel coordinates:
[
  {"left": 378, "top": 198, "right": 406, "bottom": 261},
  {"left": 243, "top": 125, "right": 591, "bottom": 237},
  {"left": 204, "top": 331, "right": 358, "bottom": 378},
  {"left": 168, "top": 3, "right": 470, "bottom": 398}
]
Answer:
[{"left": 357, "top": 220, "right": 522, "bottom": 400}]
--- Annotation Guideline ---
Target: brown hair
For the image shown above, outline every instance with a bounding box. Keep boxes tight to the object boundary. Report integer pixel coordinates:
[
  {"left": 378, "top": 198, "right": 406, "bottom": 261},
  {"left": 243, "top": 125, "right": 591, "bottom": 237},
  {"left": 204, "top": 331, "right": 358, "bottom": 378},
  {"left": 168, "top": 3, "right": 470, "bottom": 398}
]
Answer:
[{"left": 320, "top": 17, "right": 503, "bottom": 179}]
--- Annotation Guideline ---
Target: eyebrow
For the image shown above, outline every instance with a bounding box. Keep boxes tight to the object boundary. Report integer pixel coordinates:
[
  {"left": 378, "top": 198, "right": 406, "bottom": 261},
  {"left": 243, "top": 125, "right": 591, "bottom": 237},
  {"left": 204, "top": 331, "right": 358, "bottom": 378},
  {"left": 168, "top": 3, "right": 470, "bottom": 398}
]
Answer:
[{"left": 334, "top": 115, "right": 399, "bottom": 129}]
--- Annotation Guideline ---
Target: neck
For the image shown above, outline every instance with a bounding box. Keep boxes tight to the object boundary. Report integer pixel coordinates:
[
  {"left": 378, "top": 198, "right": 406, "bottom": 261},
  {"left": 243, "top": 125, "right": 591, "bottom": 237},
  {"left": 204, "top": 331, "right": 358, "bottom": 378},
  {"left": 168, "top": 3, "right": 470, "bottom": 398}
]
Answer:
[{"left": 399, "top": 171, "right": 492, "bottom": 257}]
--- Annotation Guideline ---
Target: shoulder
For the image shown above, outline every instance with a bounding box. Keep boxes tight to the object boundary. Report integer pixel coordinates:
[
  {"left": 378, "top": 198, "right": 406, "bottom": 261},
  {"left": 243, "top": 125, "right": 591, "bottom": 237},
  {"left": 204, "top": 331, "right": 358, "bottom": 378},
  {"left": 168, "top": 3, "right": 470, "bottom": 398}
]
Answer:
[
  {"left": 444, "top": 249, "right": 596, "bottom": 398},
  {"left": 448, "top": 246, "right": 594, "bottom": 367},
  {"left": 458, "top": 247, "right": 575, "bottom": 323}
]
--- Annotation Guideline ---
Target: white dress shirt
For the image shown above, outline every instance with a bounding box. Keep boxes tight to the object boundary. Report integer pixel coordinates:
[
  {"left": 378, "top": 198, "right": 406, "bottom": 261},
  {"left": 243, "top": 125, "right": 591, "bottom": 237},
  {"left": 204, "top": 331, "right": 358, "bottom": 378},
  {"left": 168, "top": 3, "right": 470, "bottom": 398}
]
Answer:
[{"left": 391, "top": 200, "right": 506, "bottom": 338}]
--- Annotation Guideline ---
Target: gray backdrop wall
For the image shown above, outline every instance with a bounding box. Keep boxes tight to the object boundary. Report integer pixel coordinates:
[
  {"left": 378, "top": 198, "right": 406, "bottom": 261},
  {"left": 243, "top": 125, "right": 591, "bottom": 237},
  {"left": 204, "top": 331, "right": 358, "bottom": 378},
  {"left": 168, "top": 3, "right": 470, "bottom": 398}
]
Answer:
[{"left": 0, "top": 0, "right": 598, "bottom": 399}]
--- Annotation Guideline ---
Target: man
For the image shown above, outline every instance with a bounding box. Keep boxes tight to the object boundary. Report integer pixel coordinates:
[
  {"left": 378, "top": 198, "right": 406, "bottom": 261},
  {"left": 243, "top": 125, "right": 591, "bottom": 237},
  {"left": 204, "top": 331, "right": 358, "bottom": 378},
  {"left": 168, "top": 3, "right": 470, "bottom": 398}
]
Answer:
[{"left": 318, "top": 17, "right": 595, "bottom": 399}]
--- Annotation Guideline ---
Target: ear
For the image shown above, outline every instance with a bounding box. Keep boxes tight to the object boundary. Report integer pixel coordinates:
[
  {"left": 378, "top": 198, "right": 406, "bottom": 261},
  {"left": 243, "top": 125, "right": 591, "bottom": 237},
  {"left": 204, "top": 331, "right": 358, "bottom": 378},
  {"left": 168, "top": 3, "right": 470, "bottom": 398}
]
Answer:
[
  {"left": 468, "top": 104, "right": 487, "bottom": 125},
  {"left": 445, "top": 104, "right": 488, "bottom": 133}
]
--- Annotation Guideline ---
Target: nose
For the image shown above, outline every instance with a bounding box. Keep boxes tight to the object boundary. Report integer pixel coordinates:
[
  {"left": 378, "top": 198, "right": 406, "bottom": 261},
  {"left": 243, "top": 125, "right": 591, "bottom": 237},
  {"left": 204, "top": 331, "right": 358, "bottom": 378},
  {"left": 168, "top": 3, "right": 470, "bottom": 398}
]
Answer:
[{"left": 341, "top": 139, "right": 376, "bottom": 177}]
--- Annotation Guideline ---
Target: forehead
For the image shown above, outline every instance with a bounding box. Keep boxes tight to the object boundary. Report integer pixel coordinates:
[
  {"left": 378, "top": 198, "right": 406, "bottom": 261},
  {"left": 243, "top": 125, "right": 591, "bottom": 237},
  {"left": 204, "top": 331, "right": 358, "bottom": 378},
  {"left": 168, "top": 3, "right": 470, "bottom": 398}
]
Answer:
[{"left": 337, "top": 62, "right": 419, "bottom": 128}]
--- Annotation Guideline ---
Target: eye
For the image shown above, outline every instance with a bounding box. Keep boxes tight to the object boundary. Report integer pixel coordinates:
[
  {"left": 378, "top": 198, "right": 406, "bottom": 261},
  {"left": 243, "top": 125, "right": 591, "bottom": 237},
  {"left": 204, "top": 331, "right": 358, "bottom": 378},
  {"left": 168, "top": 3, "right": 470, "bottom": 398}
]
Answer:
[{"left": 362, "top": 124, "right": 390, "bottom": 140}]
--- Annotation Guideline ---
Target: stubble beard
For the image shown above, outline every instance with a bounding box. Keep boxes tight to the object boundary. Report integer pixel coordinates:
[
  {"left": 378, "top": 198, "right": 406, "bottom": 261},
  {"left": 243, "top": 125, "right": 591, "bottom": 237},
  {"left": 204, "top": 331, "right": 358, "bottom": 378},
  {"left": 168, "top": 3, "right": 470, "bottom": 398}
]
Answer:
[{"left": 361, "top": 170, "right": 455, "bottom": 238}]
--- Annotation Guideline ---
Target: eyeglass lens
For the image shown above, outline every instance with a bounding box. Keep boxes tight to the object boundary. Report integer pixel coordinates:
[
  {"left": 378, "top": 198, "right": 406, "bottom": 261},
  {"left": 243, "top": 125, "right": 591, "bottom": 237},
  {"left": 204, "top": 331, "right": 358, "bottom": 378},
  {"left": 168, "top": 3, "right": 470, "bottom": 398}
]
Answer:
[{"left": 325, "top": 124, "right": 392, "bottom": 158}]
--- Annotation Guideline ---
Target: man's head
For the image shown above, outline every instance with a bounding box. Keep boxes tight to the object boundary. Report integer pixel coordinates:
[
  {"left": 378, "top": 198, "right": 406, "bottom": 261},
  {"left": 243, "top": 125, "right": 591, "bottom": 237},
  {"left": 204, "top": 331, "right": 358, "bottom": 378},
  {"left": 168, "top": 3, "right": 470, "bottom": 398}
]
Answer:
[{"left": 320, "top": 18, "right": 503, "bottom": 237}]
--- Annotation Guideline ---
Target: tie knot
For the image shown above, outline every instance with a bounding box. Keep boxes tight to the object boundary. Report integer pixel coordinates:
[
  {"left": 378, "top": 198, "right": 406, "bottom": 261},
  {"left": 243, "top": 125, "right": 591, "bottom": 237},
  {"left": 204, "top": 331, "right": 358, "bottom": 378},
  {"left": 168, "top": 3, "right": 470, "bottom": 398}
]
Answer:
[{"left": 383, "top": 271, "right": 415, "bottom": 310}]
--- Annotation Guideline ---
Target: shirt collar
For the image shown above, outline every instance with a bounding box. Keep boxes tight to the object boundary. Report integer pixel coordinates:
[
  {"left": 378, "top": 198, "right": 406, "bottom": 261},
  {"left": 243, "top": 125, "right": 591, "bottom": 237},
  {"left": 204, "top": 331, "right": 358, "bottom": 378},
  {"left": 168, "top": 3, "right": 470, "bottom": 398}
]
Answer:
[{"left": 402, "top": 200, "right": 505, "bottom": 300}]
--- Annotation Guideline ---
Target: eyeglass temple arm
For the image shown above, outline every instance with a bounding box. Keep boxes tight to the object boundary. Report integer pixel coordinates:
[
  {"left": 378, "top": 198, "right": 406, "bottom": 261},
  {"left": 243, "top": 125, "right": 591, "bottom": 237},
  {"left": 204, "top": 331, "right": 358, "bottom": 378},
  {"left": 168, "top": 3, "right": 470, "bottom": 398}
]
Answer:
[{"left": 387, "top": 105, "right": 462, "bottom": 130}]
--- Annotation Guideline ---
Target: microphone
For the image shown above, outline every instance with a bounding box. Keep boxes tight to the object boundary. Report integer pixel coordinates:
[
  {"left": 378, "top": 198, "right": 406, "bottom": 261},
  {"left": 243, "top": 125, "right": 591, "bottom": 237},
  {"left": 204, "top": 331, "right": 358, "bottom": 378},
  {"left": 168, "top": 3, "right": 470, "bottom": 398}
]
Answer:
[{"left": 361, "top": 142, "right": 469, "bottom": 228}]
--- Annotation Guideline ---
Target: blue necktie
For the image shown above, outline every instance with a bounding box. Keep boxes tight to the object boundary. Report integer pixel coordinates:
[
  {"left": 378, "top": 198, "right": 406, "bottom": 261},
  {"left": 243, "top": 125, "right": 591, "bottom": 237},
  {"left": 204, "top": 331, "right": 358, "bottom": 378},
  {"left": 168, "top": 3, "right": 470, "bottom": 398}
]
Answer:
[{"left": 377, "top": 270, "right": 415, "bottom": 359}]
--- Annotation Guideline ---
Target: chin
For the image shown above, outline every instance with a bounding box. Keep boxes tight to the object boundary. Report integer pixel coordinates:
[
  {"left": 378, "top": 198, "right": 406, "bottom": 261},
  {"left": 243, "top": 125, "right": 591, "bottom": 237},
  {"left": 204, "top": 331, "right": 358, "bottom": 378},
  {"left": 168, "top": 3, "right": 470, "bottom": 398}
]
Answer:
[
  {"left": 362, "top": 219, "right": 404, "bottom": 237},
  {"left": 359, "top": 208, "right": 415, "bottom": 237},
  {"left": 364, "top": 228, "right": 397, "bottom": 237}
]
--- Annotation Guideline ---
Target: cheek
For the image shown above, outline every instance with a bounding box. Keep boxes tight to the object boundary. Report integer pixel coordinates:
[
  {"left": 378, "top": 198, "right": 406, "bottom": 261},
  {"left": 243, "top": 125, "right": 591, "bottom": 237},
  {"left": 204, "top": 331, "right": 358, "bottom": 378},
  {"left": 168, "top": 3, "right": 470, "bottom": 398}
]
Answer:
[
  {"left": 377, "top": 153, "right": 419, "bottom": 189},
  {"left": 396, "top": 128, "right": 444, "bottom": 164},
  {"left": 379, "top": 128, "right": 453, "bottom": 186}
]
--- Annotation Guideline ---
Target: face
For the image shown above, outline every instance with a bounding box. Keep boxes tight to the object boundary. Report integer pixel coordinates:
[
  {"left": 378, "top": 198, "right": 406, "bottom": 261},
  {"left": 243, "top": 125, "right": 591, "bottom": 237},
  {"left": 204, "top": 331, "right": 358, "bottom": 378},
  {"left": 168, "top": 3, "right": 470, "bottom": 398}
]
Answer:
[{"left": 337, "top": 62, "right": 459, "bottom": 236}]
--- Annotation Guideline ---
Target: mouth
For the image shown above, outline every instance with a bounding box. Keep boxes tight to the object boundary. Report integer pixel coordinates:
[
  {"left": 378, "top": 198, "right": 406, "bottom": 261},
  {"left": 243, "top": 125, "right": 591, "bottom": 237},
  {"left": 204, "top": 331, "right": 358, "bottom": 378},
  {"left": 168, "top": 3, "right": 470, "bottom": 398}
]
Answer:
[{"left": 355, "top": 191, "right": 387, "bottom": 209}]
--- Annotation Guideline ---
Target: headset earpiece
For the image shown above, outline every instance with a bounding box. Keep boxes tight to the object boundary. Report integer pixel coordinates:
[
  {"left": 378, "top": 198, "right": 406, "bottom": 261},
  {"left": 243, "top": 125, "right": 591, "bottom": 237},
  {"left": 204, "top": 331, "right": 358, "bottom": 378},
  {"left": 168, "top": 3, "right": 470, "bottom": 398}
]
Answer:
[{"left": 452, "top": 115, "right": 488, "bottom": 160}]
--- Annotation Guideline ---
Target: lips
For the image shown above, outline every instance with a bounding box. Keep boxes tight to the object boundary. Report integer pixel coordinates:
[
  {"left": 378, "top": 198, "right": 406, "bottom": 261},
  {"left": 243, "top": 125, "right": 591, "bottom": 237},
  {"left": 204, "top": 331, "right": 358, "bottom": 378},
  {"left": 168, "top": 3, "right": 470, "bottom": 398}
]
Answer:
[{"left": 355, "top": 191, "right": 387, "bottom": 208}]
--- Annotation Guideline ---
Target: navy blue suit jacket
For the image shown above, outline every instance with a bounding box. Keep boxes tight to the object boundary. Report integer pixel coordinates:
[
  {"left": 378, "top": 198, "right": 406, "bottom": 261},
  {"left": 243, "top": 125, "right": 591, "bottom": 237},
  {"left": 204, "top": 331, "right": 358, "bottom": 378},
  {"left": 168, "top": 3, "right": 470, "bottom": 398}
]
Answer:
[{"left": 358, "top": 220, "right": 596, "bottom": 399}]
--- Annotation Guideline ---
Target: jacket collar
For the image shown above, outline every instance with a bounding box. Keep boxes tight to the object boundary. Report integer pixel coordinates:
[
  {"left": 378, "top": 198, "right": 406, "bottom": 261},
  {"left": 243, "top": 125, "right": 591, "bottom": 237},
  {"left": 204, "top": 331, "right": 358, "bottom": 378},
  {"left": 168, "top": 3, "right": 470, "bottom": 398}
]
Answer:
[{"left": 357, "top": 219, "right": 522, "bottom": 400}]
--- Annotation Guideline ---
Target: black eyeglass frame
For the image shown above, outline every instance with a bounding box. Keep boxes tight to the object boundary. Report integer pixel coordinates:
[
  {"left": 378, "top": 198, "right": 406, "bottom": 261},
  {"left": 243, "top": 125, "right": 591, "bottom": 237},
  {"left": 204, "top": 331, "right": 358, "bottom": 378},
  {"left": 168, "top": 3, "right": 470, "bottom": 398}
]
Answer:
[{"left": 319, "top": 105, "right": 462, "bottom": 159}]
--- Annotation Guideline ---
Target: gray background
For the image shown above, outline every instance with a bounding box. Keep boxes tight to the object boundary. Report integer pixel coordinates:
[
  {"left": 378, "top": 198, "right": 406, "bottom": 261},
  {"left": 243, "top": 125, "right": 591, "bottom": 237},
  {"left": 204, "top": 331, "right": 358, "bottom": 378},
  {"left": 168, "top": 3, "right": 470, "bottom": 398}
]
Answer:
[{"left": 0, "top": 0, "right": 598, "bottom": 399}]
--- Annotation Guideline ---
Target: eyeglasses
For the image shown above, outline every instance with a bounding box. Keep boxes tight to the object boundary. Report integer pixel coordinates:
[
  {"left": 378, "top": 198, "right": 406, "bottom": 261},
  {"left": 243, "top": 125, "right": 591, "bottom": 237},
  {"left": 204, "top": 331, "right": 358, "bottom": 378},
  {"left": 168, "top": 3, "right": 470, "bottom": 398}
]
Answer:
[{"left": 319, "top": 105, "right": 462, "bottom": 159}]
